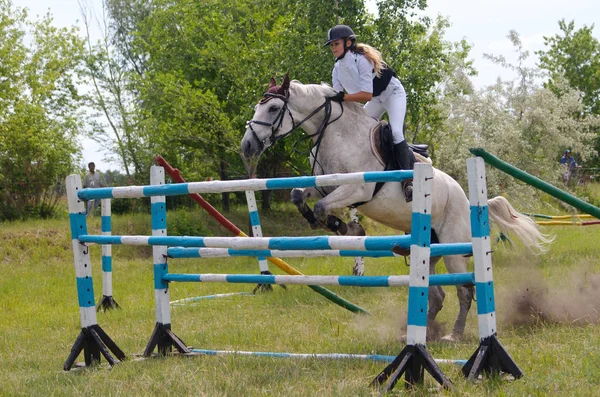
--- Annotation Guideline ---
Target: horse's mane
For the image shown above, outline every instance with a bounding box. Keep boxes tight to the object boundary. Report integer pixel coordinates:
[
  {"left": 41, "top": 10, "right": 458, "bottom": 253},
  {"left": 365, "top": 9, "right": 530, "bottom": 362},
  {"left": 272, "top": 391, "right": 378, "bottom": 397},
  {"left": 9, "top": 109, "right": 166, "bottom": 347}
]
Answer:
[{"left": 289, "top": 80, "right": 366, "bottom": 114}]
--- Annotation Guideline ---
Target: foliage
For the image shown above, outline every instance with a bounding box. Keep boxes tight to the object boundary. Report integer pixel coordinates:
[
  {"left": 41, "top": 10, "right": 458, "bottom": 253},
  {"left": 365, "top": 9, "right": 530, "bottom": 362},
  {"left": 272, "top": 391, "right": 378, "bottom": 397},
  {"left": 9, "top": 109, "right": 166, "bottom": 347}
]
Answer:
[
  {"left": 85, "top": 0, "right": 471, "bottom": 206},
  {"left": 0, "top": 0, "right": 85, "bottom": 220},
  {"left": 537, "top": 20, "right": 600, "bottom": 116},
  {"left": 435, "top": 31, "right": 600, "bottom": 208},
  {"left": 536, "top": 20, "right": 600, "bottom": 165}
]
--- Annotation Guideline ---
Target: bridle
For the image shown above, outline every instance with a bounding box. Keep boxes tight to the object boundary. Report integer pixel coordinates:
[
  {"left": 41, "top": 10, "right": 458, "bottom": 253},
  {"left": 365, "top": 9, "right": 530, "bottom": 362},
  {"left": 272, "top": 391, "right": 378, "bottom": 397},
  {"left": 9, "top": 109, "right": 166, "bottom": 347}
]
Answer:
[{"left": 245, "top": 90, "right": 341, "bottom": 154}]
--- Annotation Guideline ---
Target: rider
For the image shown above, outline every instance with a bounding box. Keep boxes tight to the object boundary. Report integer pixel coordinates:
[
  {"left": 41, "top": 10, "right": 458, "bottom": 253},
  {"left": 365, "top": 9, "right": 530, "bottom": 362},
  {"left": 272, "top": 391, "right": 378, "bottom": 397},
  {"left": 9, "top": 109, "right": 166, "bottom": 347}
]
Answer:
[{"left": 324, "top": 24, "right": 414, "bottom": 202}]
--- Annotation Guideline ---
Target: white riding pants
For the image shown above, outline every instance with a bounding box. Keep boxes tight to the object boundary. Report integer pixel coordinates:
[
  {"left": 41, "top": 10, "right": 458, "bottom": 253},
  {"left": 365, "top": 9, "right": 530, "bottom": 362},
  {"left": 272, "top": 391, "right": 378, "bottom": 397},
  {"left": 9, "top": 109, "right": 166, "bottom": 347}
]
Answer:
[{"left": 363, "top": 86, "right": 407, "bottom": 144}]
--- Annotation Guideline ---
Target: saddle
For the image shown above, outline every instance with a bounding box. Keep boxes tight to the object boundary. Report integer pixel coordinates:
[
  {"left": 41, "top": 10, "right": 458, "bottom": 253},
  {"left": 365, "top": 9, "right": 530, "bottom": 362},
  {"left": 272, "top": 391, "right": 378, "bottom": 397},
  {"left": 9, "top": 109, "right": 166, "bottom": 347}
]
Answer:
[
  {"left": 370, "top": 121, "right": 430, "bottom": 169},
  {"left": 350, "top": 122, "right": 430, "bottom": 209}
]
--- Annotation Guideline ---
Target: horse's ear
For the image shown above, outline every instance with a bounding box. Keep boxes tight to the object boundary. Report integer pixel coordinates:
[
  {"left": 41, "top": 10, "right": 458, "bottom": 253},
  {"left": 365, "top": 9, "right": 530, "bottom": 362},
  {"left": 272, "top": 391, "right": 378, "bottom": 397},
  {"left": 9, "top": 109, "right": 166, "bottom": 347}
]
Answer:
[
  {"left": 268, "top": 76, "right": 277, "bottom": 89},
  {"left": 281, "top": 71, "right": 290, "bottom": 91}
]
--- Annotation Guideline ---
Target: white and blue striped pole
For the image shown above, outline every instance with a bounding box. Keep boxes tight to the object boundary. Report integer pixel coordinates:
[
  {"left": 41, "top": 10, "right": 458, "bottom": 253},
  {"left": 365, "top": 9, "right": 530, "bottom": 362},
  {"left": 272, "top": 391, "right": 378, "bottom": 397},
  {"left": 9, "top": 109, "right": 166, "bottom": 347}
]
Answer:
[
  {"left": 96, "top": 199, "right": 119, "bottom": 311},
  {"left": 78, "top": 234, "right": 412, "bottom": 251},
  {"left": 373, "top": 163, "right": 454, "bottom": 391},
  {"left": 245, "top": 191, "right": 270, "bottom": 274},
  {"left": 406, "top": 163, "right": 433, "bottom": 347},
  {"left": 77, "top": 170, "right": 414, "bottom": 200},
  {"left": 63, "top": 175, "right": 124, "bottom": 370},
  {"left": 462, "top": 157, "right": 522, "bottom": 380},
  {"left": 144, "top": 166, "right": 189, "bottom": 356}
]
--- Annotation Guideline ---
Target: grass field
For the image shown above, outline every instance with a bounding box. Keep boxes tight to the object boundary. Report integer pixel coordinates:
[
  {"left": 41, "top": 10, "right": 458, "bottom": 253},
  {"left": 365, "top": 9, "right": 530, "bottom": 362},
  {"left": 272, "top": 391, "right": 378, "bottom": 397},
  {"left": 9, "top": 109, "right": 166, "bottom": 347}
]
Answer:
[{"left": 1, "top": 197, "right": 600, "bottom": 396}]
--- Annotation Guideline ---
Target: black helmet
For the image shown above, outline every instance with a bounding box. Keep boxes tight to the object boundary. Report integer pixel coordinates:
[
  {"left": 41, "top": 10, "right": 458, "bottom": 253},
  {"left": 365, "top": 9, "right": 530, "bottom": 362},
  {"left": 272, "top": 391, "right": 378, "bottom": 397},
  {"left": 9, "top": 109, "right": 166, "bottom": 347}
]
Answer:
[{"left": 324, "top": 25, "right": 356, "bottom": 46}]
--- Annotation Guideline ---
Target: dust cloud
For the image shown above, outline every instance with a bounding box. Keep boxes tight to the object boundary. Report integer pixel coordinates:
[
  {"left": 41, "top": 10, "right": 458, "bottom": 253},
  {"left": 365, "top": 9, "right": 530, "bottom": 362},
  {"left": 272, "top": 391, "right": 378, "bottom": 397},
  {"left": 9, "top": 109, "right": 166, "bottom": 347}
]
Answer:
[{"left": 498, "top": 267, "right": 600, "bottom": 326}]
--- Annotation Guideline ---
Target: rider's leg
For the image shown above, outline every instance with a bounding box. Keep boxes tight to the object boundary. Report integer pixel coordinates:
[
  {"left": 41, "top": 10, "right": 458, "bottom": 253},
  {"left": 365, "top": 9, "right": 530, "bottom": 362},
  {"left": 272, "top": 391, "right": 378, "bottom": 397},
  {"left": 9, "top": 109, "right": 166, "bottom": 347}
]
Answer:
[
  {"left": 393, "top": 141, "right": 414, "bottom": 202},
  {"left": 385, "top": 89, "right": 413, "bottom": 202}
]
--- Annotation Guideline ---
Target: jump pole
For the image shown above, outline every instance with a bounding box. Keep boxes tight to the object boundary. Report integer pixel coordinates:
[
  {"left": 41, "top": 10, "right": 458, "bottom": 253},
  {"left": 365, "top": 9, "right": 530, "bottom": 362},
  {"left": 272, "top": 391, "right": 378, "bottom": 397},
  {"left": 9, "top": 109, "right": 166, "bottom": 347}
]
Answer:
[
  {"left": 96, "top": 198, "right": 120, "bottom": 311},
  {"left": 155, "top": 155, "right": 368, "bottom": 314},
  {"left": 470, "top": 148, "right": 600, "bottom": 219}
]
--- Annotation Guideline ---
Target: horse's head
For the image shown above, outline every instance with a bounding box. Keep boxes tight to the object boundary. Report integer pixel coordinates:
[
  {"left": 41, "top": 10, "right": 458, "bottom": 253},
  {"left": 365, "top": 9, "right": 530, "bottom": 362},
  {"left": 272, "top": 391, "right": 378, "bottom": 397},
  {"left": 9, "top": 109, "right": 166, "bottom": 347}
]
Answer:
[{"left": 242, "top": 73, "right": 295, "bottom": 159}]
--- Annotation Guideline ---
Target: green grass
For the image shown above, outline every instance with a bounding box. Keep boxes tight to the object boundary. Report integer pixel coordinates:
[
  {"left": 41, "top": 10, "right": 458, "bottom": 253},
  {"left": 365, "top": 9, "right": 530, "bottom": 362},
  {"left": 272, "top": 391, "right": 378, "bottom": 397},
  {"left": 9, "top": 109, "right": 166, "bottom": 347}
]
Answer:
[{"left": 1, "top": 200, "right": 600, "bottom": 396}]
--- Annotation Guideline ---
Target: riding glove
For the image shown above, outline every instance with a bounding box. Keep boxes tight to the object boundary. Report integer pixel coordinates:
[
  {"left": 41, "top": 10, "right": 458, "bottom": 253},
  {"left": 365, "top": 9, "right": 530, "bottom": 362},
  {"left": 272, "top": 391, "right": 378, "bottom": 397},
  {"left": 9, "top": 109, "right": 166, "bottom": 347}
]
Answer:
[{"left": 328, "top": 91, "right": 345, "bottom": 102}]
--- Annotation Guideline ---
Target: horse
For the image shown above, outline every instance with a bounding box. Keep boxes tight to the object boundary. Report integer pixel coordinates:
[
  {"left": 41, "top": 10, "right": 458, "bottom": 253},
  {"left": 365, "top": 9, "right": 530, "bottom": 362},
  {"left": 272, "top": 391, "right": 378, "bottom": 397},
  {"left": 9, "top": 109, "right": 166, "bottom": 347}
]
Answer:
[{"left": 241, "top": 73, "right": 551, "bottom": 341}]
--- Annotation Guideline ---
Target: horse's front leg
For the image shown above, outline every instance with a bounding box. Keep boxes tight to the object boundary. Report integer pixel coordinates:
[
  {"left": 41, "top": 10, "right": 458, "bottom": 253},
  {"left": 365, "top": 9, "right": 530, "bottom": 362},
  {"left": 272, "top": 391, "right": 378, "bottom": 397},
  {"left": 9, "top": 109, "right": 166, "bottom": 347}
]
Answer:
[
  {"left": 313, "top": 184, "right": 375, "bottom": 226},
  {"left": 290, "top": 187, "right": 323, "bottom": 230},
  {"left": 290, "top": 187, "right": 349, "bottom": 234},
  {"left": 291, "top": 187, "right": 367, "bottom": 237}
]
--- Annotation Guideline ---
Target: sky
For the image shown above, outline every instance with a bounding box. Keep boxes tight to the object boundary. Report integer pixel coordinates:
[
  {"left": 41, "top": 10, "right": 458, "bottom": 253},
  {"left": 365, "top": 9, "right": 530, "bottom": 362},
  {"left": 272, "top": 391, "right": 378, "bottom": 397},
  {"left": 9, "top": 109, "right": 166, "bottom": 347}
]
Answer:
[{"left": 12, "top": 0, "right": 600, "bottom": 172}]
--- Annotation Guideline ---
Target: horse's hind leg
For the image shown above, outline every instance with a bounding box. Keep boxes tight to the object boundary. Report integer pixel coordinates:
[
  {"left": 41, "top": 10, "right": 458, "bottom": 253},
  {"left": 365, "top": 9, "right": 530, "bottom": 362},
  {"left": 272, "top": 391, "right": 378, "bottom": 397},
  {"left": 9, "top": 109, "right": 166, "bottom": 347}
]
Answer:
[
  {"left": 427, "top": 257, "right": 446, "bottom": 339},
  {"left": 441, "top": 255, "right": 473, "bottom": 342}
]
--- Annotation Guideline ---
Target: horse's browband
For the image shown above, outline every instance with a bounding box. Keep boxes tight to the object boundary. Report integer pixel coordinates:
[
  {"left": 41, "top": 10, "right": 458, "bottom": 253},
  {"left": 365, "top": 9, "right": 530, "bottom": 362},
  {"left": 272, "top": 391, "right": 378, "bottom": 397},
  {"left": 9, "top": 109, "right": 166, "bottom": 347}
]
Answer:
[{"left": 259, "top": 92, "right": 287, "bottom": 104}]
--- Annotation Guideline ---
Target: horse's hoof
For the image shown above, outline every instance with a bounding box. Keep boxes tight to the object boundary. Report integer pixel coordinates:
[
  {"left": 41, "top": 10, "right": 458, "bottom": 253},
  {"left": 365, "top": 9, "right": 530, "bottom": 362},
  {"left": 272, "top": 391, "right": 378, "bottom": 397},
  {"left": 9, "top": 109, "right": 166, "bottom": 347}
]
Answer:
[
  {"left": 290, "top": 188, "right": 304, "bottom": 205},
  {"left": 313, "top": 201, "right": 326, "bottom": 220}
]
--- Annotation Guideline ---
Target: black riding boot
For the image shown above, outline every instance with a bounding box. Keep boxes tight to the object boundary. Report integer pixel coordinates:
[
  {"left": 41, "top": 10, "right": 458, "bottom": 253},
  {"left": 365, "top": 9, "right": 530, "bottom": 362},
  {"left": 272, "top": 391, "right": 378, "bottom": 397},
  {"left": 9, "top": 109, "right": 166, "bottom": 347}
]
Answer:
[{"left": 393, "top": 141, "right": 415, "bottom": 203}]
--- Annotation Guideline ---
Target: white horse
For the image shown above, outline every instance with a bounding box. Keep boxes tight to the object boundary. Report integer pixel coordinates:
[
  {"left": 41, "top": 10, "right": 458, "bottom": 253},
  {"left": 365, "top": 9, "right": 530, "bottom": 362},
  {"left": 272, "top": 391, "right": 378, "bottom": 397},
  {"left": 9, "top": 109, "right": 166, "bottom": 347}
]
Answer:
[{"left": 241, "top": 73, "right": 551, "bottom": 341}]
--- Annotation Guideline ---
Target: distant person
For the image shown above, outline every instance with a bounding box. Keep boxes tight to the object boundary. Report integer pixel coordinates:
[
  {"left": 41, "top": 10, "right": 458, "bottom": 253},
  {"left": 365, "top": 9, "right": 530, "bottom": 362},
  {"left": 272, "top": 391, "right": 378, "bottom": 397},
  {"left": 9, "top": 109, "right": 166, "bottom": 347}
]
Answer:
[
  {"left": 560, "top": 149, "right": 579, "bottom": 185},
  {"left": 83, "top": 162, "right": 104, "bottom": 216}
]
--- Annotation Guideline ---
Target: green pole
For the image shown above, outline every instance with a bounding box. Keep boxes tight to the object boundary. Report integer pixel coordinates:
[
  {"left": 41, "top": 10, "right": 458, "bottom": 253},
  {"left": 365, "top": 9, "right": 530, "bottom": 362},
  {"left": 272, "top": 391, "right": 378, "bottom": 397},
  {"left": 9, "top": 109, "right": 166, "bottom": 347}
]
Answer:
[{"left": 469, "top": 148, "right": 600, "bottom": 219}]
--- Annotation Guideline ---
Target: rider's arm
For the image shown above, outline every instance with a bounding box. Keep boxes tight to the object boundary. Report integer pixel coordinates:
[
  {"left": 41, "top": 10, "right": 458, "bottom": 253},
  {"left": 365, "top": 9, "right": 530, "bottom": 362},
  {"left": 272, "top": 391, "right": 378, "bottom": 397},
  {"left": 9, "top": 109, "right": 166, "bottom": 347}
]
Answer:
[{"left": 343, "top": 91, "right": 373, "bottom": 103}]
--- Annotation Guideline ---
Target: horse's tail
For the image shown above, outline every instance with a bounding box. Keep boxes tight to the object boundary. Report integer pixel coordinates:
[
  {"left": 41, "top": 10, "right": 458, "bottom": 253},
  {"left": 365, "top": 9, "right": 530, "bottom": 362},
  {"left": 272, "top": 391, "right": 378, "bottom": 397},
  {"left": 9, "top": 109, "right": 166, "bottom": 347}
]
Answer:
[{"left": 487, "top": 196, "right": 555, "bottom": 254}]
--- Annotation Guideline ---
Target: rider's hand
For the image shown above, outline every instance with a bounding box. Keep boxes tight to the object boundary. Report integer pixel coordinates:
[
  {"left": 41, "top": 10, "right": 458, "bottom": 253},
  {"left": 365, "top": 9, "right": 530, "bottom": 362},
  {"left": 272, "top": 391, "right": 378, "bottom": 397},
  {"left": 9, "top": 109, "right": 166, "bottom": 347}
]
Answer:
[{"left": 327, "top": 91, "right": 344, "bottom": 103}]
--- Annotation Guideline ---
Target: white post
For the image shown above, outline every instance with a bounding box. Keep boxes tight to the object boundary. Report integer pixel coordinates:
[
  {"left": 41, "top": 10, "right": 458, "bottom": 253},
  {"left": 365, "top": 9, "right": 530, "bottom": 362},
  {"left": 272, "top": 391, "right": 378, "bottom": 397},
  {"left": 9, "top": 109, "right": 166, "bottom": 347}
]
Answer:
[
  {"left": 151, "top": 166, "right": 170, "bottom": 326},
  {"left": 466, "top": 157, "right": 496, "bottom": 339},
  {"left": 406, "top": 163, "right": 433, "bottom": 346},
  {"left": 66, "top": 174, "right": 97, "bottom": 328},
  {"left": 245, "top": 190, "right": 270, "bottom": 274}
]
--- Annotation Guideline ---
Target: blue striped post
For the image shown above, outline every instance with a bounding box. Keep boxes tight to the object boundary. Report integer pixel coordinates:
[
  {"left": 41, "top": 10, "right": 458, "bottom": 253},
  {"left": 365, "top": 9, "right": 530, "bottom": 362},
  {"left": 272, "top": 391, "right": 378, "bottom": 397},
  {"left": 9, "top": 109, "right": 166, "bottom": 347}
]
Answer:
[
  {"left": 63, "top": 175, "right": 125, "bottom": 370},
  {"left": 144, "top": 166, "right": 189, "bottom": 357},
  {"left": 462, "top": 157, "right": 522, "bottom": 380},
  {"left": 406, "top": 163, "right": 433, "bottom": 347},
  {"left": 245, "top": 190, "right": 270, "bottom": 277},
  {"left": 96, "top": 199, "right": 119, "bottom": 311},
  {"left": 373, "top": 163, "right": 454, "bottom": 392}
]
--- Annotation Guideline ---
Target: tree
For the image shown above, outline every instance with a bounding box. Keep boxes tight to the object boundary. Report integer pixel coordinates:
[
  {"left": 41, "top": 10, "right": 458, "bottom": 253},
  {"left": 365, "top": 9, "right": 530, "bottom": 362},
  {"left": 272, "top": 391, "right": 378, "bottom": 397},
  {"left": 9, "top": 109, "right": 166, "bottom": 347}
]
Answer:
[
  {"left": 435, "top": 31, "right": 599, "bottom": 208},
  {"left": 0, "top": 0, "right": 85, "bottom": 220},
  {"left": 537, "top": 20, "right": 600, "bottom": 116},
  {"left": 536, "top": 20, "right": 600, "bottom": 165}
]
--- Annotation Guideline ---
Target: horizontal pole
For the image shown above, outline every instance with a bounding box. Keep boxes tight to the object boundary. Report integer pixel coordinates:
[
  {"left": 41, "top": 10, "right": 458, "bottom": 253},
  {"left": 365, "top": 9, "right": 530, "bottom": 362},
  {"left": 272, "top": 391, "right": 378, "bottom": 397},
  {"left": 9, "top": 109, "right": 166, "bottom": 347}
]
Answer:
[
  {"left": 78, "top": 234, "right": 412, "bottom": 251},
  {"left": 161, "top": 272, "right": 475, "bottom": 287},
  {"left": 190, "top": 348, "right": 467, "bottom": 365},
  {"left": 167, "top": 243, "right": 473, "bottom": 259},
  {"left": 77, "top": 170, "right": 413, "bottom": 200},
  {"left": 470, "top": 148, "right": 600, "bottom": 219}
]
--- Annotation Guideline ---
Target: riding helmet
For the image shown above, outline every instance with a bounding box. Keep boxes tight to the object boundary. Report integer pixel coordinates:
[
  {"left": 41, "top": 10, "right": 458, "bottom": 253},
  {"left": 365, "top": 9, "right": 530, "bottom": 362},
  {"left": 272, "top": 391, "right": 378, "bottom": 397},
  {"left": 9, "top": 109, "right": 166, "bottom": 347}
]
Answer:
[{"left": 324, "top": 25, "right": 356, "bottom": 46}]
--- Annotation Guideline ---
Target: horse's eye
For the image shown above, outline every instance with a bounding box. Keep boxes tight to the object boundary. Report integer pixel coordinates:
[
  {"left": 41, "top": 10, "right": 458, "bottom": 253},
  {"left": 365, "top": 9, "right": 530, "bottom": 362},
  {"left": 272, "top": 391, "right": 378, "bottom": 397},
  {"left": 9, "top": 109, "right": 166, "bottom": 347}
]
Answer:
[{"left": 268, "top": 105, "right": 279, "bottom": 113}]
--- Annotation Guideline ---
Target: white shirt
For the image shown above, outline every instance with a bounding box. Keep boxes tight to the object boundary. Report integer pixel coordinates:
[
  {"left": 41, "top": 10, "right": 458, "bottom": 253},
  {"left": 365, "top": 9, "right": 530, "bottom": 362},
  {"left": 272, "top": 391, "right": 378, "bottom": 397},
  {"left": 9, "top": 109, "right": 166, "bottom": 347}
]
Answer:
[
  {"left": 331, "top": 51, "right": 403, "bottom": 103},
  {"left": 332, "top": 52, "right": 374, "bottom": 95}
]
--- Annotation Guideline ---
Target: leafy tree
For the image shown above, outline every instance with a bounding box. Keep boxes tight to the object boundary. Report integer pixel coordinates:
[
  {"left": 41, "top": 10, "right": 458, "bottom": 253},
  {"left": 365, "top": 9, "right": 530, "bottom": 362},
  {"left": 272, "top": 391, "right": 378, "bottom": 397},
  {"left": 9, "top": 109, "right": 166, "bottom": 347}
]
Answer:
[
  {"left": 537, "top": 20, "right": 600, "bottom": 116},
  {"left": 536, "top": 20, "right": 600, "bottom": 165},
  {"left": 0, "top": 0, "right": 85, "bottom": 220},
  {"left": 435, "top": 31, "right": 599, "bottom": 208}
]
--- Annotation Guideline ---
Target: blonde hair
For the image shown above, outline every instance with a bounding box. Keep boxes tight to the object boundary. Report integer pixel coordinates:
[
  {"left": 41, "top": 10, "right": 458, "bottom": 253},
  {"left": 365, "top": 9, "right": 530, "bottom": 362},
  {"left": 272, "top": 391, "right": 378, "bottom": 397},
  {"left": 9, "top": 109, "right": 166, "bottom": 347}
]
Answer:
[{"left": 354, "top": 43, "right": 386, "bottom": 77}]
